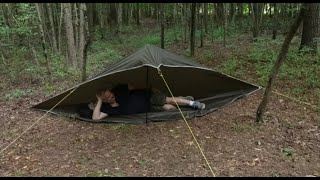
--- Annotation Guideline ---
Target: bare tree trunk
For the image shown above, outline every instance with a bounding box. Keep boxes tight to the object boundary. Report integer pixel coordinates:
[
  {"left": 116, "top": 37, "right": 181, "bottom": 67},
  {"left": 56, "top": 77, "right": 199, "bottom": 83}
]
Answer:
[
  {"left": 58, "top": 3, "right": 63, "bottom": 53},
  {"left": 117, "top": 3, "right": 122, "bottom": 33},
  {"left": 47, "top": 3, "right": 58, "bottom": 53},
  {"left": 190, "top": 3, "right": 196, "bottom": 56},
  {"left": 183, "top": 3, "right": 188, "bottom": 43},
  {"left": 251, "top": 3, "right": 265, "bottom": 41},
  {"left": 299, "top": 3, "right": 319, "bottom": 53},
  {"left": 200, "top": 14, "right": 204, "bottom": 48},
  {"left": 35, "top": 3, "right": 52, "bottom": 84},
  {"left": 256, "top": 7, "right": 304, "bottom": 123},
  {"left": 78, "top": 4, "right": 85, "bottom": 71},
  {"left": 216, "top": 3, "right": 224, "bottom": 26},
  {"left": 272, "top": 3, "right": 278, "bottom": 40},
  {"left": 63, "top": 3, "right": 77, "bottom": 67},
  {"left": 173, "top": 3, "right": 178, "bottom": 42},
  {"left": 74, "top": 3, "right": 79, "bottom": 50},
  {"left": 203, "top": 3, "right": 208, "bottom": 34},
  {"left": 223, "top": 4, "right": 227, "bottom": 47},
  {"left": 79, "top": 3, "right": 91, "bottom": 82},
  {"left": 136, "top": 3, "right": 140, "bottom": 26},
  {"left": 160, "top": 3, "right": 165, "bottom": 49}
]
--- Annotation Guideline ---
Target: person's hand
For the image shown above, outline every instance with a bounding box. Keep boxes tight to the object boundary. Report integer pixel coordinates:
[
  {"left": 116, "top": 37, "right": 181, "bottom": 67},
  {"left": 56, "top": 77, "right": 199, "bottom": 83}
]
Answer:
[{"left": 96, "top": 94, "right": 102, "bottom": 102}]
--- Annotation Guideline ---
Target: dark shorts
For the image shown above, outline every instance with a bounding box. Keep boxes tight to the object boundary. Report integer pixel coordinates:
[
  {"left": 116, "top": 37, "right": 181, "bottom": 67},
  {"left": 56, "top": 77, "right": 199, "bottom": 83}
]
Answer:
[{"left": 150, "top": 90, "right": 166, "bottom": 112}]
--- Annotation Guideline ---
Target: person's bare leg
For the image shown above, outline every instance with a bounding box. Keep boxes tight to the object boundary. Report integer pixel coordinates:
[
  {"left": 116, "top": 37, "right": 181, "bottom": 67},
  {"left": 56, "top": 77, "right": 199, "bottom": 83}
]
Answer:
[
  {"left": 165, "top": 97, "right": 190, "bottom": 106},
  {"left": 162, "top": 104, "right": 177, "bottom": 111}
]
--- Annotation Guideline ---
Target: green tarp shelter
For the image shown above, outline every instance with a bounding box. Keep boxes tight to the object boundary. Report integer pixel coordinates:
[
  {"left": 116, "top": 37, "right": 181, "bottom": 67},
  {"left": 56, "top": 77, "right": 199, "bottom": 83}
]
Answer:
[{"left": 32, "top": 44, "right": 260, "bottom": 124}]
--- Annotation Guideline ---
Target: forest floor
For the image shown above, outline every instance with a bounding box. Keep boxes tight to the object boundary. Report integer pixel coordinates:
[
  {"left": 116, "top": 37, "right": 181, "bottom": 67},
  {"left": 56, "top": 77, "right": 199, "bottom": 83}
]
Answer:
[{"left": 0, "top": 24, "right": 320, "bottom": 176}]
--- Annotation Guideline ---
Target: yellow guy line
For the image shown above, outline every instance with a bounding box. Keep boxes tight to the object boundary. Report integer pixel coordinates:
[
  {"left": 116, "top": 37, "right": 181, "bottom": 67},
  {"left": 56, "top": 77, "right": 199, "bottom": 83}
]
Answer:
[
  {"left": 157, "top": 68, "right": 216, "bottom": 177},
  {"left": 0, "top": 86, "right": 79, "bottom": 155},
  {"left": 272, "top": 90, "right": 319, "bottom": 110}
]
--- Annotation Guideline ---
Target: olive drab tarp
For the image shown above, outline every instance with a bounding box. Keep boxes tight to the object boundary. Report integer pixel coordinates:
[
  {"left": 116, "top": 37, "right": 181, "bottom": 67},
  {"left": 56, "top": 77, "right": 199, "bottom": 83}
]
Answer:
[{"left": 32, "top": 44, "right": 261, "bottom": 124}]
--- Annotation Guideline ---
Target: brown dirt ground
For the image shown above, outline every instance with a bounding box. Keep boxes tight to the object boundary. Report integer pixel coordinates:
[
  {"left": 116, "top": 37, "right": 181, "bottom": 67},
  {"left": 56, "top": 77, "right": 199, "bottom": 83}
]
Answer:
[{"left": 0, "top": 28, "right": 320, "bottom": 177}]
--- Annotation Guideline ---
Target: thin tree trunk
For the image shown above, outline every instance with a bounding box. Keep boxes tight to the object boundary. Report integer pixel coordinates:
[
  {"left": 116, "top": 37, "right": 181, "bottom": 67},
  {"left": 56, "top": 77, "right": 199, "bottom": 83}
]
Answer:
[
  {"left": 160, "top": 3, "right": 165, "bottom": 49},
  {"left": 47, "top": 3, "right": 58, "bottom": 53},
  {"left": 251, "top": 3, "right": 265, "bottom": 41},
  {"left": 223, "top": 4, "right": 227, "bottom": 47},
  {"left": 78, "top": 3, "right": 85, "bottom": 71},
  {"left": 117, "top": 3, "right": 122, "bottom": 33},
  {"left": 183, "top": 3, "right": 188, "bottom": 43},
  {"left": 58, "top": 3, "right": 63, "bottom": 53},
  {"left": 136, "top": 3, "right": 140, "bottom": 26},
  {"left": 80, "top": 3, "right": 91, "bottom": 82},
  {"left": 173, "top": 3, "right": 178, "bottom": 42},
  {"left": 63, "top": 3, "right": 77, "bottom": 67},
  {"left": 256, "top": 7, "right": 304, "bottom": 123},
  {"left": 74, "top": 3, "right": 79, "bottom": 50},
  {"left": 190, "top": 3, "right": 196, "bottom": 56},
  {"left": 299, "top": 3, "right": 319, "bottom": 53},
  {"left": 35, "top": 3, "right": 52, "bottom": 84},
  {"left": 272, "top": 3, "right": 278, "bottom": 40},
  {"left": 204, "top": 3, "right": 208, "bottom": 34},
  {"left": 200, "top": 14, "right": 204, "bottom": 47}
]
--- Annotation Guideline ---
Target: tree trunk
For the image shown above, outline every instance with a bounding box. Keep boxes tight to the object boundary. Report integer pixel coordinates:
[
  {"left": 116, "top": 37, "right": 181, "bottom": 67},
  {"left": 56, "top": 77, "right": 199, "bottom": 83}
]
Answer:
[
  {"left": 203, "top": 3, "right": 208, "bottom": 34},
  {"left": 251, "top": 3, "right": 265, "bottom": 41},
  {"left": 183, "top": 3, "right": 188, "bottom": 43},
  {"left": 256, "top": 7, "right": 304, "bottom": 123},
  {"left": 136, "top": 3, "right": 140, "bottom": 26},
  {"left": 58, "top": 3, "right": 64, "bottom": 53},
  {"left": 35, "top": 3, "right": 52, "bottom": 84},
  {"left": 216, "top": 3, "right": 224, "bottom": 26},
  {"left": 79, "top": 3, "right": 91, "bottom": 82},
  {"left": 223, "top": 4, "right": 227, "bottom": 47},
  {"left": 47, "top": 3, "right": 58, "bottom": 53},
  {"left": 73, "top": 3, "right": 79, "bottom": 50},
  {"left": 236, "top": 3, "right": 243, "bottom": 19},
  {"left": 173, "top": 3, "right": 178, "bottom": 42},
  {"left": 200, "top": 13, "right": 204, "bottom": 48},
  {"left": 117, "top": 3, "right": 122, "bottom": 33},
  {"left": 299, "top": 3, "right": 319, "bottom": 53},
  {"left": 272, "top": 3, "right": 278, "bottom": 40},
  {"left": 63, "top": 3, "right": 77, "bottom": 67},
  {"left": 78, "top": 3, "right": 85, "bottom": 70},
  {"left": 190, "top": 3, "right": 196, "bottom": 56},
  {"left": 160, "top": 3, "right": 165, "bottom": 49}
]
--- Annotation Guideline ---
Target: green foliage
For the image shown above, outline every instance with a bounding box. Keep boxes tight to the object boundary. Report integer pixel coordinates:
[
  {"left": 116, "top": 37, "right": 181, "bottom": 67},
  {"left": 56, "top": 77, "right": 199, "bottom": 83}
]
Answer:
[
  {"left": 0, "top": 4, "right": 38, "bottom": 45},
  {"left": 3, "top": 89, "right": 32, "bottom": 101},
  {"left": 86, "top": 41, "right": 123, "bottom": 77},
  {"left": 203, "top": 50, "right": 214, "bottom": 61},
  {"left": 221, "top": 56, "right": 239, "bottom": 76},
  {"left": 209, "top": 23, "right": 242, "bottom": 41}
]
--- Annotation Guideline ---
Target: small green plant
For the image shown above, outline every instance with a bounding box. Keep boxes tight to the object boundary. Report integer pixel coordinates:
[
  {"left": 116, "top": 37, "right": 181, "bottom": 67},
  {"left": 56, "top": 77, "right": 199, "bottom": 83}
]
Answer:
[
  {"left": 138, "top": 159, "right": 146, "bottom": 167},
  {"left": 282, "top": 147, "right": 294, "bottom": 157},
  {"left": 110, "top": 124, "right": 131, "bottom": 132}
]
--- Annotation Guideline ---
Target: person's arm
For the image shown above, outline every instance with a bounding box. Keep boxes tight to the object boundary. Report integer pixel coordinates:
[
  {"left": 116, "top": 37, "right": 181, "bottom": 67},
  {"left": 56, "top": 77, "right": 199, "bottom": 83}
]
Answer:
[{"left": 92, "top": 96, "right": 108, "bottom": 120}]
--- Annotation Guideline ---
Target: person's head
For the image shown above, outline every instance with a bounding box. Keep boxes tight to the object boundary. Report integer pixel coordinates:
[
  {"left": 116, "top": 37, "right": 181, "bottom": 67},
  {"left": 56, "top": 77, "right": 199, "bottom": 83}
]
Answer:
[{"left": 97, "top": 88, "right": 116, "bottom": 104}]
